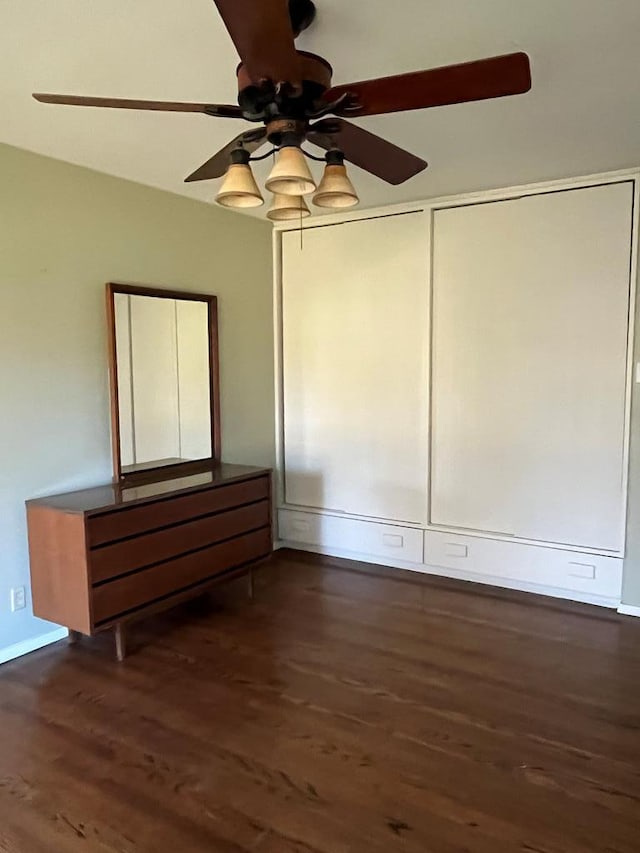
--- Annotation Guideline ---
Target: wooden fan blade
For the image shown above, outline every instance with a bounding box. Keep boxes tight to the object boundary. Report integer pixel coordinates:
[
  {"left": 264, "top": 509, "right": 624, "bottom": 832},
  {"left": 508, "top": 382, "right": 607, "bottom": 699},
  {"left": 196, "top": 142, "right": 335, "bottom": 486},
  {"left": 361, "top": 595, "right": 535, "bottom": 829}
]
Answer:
[
  {"left": 309, "top": 119, "right": 427, "bottom": 185},
  {"left": 212, "top": 0, "right": 301, "bottom": 87},
  {"left": 33, "top": 93, "right": 243, "bottom": 118},
  {"left": 185, "top": 129, "right": 268, "bottom": 182},
  {"left": 324, "top": 52, "right": 532, "bottom": 118}
]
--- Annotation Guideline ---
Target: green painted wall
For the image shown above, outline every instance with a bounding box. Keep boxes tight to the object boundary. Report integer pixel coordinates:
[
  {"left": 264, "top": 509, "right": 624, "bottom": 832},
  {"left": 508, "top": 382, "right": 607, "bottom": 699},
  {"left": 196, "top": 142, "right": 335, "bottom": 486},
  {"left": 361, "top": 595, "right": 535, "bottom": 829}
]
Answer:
[{"left": 0, "top": 143, "right": 273, "bottom": 658}]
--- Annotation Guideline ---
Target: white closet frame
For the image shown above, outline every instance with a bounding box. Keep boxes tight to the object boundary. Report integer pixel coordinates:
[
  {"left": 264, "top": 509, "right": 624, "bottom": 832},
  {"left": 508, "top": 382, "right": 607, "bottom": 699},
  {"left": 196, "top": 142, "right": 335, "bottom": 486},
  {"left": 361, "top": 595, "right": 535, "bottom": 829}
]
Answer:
[{"left": 272, "top": 169, "right": 640, "bottom": 582}]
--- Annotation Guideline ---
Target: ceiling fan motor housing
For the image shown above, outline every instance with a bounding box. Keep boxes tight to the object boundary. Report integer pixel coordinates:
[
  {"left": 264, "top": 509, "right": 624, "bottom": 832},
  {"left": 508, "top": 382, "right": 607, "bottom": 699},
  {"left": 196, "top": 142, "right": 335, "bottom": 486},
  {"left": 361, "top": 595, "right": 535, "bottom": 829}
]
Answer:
[{"left": 236, "top": 51, "right": 333, "bottom": 122}]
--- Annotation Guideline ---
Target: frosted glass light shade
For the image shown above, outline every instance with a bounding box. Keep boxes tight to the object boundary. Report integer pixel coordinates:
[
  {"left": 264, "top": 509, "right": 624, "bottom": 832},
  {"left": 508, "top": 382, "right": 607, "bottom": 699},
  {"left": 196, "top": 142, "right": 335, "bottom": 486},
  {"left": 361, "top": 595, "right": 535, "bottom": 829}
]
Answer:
[
  {"left": 265, "top": 146, "right": 316, "bottom": 196},
  {"left": 267, "top": 194, "right": 311, "bottom": 221},
  {"left": 215, "top": 163, "right": 264, "bottom": 208},
  {"left": 312, "top": 163, "right": 359, "bottom": 209}
]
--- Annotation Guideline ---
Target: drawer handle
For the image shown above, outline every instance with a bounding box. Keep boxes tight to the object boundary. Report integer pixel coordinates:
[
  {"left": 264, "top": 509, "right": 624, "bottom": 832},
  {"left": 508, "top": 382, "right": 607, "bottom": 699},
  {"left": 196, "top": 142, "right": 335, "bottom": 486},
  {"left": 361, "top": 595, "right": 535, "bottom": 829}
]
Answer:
[
  {"left": 445, "top": 543, "right": 468, "bottom": 558},
  {"left": 382, "top": 534, "right": 404, "bottom": 548},
  {"left": 568, "top": 562, "right": 596, "bottom": 580}
]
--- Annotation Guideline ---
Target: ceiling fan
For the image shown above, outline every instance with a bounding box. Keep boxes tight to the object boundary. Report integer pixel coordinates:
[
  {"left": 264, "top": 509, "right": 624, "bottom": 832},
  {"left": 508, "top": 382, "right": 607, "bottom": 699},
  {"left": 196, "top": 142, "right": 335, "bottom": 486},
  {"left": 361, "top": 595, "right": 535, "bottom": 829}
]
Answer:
[{"left": 33, "top": 0, "right": 531, "bottom": 210}]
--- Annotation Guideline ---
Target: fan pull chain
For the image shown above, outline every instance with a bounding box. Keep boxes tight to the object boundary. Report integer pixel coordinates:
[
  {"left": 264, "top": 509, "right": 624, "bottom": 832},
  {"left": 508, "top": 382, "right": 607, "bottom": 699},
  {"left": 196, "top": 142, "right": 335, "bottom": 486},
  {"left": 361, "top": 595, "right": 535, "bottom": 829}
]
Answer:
[{"left": 299, "top": 204, "right": 304, "bottom": 250}]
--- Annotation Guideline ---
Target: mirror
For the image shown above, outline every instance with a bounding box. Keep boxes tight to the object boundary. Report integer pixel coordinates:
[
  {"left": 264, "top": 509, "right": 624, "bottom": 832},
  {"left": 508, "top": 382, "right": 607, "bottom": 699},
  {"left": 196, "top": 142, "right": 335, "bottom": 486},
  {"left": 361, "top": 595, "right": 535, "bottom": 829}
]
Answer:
[{"left": 106, "top": 283, "right": 220, "bottom": 481}]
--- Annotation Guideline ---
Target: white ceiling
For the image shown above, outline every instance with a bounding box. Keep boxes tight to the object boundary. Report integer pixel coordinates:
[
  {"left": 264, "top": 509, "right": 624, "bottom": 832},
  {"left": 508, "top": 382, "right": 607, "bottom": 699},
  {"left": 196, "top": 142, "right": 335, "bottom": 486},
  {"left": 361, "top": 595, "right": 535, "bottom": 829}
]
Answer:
[{"left": 2, "top": 1, "right": 640, "bottom": 219}]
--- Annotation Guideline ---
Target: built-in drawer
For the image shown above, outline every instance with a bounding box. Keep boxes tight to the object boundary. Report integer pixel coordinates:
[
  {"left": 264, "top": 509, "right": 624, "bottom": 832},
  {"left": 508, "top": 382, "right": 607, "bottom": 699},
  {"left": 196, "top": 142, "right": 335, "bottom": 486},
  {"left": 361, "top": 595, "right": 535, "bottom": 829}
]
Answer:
[
  {"left": 278, "top": 509, "right": 424, "bottom": 564},
  {"left": 423, "top": 530, "right": 623, "bottom": 602},
  {"left": 87, "top": 476, "right": 270, "bottom": 547},
  {"left": 92, "top": 527, "right": 271, "bottom": 625},
  {"left": 91, "top": 500, "right": 270, "bottom": 584}
]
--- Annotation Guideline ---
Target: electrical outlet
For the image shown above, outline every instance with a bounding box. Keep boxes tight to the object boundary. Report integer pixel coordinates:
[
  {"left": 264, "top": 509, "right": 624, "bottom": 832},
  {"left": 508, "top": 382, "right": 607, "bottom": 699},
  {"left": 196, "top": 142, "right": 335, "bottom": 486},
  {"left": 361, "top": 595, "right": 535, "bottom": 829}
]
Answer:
[{"left": 10, "top": 586, "right": 26, "bottom": 612}]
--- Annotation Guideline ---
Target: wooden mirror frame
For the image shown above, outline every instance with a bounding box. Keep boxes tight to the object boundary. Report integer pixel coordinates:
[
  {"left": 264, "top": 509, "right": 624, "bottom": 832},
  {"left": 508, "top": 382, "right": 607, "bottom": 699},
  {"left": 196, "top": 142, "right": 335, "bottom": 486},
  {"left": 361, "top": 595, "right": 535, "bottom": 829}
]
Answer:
[{"left": 106, "top": 282, "right": 221, "bottom": 484}]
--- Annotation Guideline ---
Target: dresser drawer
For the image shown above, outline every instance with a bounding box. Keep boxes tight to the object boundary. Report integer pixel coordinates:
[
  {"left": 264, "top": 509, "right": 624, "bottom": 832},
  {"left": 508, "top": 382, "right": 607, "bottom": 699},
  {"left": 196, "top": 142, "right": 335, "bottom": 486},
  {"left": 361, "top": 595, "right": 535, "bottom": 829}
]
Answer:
[
  {"left": 87, "top": 475, "right": 270, "bottom": 547},
  {"left": 92, "top": 527, "right": 271, "bottom": 624},
  {"left": 278, "top": 509, "right": 424, "bottom": 564},
  {"left": 91, "top": 500, "right": 270, "bottom": 583}
]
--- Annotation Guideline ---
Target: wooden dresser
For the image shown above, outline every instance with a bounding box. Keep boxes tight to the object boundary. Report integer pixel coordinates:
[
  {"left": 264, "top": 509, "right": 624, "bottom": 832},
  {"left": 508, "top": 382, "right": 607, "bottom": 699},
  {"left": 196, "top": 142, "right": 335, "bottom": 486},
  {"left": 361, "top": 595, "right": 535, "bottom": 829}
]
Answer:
[{"left": 26, "top": 463, "right": 272, "bottom": 659}]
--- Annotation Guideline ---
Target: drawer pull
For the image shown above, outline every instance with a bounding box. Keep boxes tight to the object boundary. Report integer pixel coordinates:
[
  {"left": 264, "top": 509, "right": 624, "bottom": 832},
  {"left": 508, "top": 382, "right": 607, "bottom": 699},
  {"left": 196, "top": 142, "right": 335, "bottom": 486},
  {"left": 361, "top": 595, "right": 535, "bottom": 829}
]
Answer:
[
  {"left": 568, "top": 562, "right": 596, "bottom": 580},
  {"left": 445, "top": 543, "right": 468, "bottom": 558},
  {"left": 383, "top": 533, "right": 404, "bottom": 548}
]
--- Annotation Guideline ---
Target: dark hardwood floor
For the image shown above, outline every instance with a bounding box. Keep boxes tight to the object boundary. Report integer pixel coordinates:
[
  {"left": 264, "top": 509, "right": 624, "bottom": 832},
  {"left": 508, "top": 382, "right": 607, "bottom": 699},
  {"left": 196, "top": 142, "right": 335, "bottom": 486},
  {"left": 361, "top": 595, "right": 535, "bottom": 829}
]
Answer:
[{"left": 1, "top": 550, "right": 640, "bottom": 853}]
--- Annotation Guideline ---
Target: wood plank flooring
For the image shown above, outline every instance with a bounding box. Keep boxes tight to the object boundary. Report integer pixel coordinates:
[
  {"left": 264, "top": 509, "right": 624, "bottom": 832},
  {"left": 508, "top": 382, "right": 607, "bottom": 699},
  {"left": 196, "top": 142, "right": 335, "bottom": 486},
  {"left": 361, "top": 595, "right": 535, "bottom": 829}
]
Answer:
[{"left": 1, "top": 549, "right": 640, "bottom": 853}]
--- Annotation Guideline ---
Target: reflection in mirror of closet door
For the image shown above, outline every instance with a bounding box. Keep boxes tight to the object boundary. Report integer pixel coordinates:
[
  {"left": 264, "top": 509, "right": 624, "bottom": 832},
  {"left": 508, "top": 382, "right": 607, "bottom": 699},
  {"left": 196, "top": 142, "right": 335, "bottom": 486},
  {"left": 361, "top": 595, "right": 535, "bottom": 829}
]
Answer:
[
  {"left": 113, "top": 293, "right": 134, "bottom": 467},
  {"left": 430, "top": 182, "right": 633, "bottom": 551},
  {"left": 130, "top": 295, "right": 180, "bottom": 465},
  {"left": 176, "top": 300, "right": 211, "bottom": 460}
]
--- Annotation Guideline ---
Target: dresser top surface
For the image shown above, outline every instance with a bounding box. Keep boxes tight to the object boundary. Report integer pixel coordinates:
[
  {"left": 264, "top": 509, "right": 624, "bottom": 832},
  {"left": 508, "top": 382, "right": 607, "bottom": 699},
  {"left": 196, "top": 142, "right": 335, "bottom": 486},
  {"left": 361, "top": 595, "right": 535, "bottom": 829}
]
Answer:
[{"left": 26, "top": 463, "right": 271, "bottom": 515}]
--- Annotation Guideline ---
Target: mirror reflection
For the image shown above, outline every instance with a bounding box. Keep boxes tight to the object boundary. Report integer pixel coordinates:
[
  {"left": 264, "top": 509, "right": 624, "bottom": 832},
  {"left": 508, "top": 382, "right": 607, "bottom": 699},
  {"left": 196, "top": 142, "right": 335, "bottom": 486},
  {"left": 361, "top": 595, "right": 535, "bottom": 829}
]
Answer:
[{"left": 113, "top": 292, "right": 212, "bottom": 474}]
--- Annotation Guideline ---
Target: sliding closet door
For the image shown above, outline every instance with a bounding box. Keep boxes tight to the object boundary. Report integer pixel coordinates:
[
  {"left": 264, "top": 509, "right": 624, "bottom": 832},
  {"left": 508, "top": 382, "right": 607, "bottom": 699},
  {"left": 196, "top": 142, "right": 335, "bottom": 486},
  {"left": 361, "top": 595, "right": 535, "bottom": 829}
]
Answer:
[
  {"left": 282, "top": 212, "right": 429, "bottom": 523},
  {"left": 430, "top": 182, "right": 633, "bottom": 551}
]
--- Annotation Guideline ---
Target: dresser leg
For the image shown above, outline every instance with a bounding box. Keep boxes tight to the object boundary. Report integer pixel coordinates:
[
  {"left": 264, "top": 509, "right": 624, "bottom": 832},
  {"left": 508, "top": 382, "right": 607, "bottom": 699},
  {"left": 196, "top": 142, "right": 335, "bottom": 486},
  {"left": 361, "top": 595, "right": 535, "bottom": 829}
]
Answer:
[
  {"left": 114, "top": 623, "right": 127, "bottom": 662},
  {"left": 68, "top": 630, "right": 81, "bottom": 645}
]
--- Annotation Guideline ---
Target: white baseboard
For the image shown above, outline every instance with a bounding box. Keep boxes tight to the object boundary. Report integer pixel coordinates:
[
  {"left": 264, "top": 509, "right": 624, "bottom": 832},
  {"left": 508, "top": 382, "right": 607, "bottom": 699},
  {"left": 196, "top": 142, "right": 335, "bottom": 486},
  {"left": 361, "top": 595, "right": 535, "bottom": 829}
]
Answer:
[
  {"left": 0, "top": 627, "right": 69, "bottom": 666},
  {"left": 618, "top": 604, "right": 640, "bottom": 618},
  {"left": 277, "top": 541, "right": 621, "bottom": 609}
]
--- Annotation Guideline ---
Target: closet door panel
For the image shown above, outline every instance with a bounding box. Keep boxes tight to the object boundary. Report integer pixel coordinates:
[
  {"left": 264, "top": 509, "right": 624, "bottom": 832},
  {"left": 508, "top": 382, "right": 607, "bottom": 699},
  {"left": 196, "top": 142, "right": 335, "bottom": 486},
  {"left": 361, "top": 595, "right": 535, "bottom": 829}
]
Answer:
[
  {"left": 282, "top": 213, "right": 429, "bottom": 523},
  {"left": 430, "top": 182, "right": 633, "bottom": 551}
]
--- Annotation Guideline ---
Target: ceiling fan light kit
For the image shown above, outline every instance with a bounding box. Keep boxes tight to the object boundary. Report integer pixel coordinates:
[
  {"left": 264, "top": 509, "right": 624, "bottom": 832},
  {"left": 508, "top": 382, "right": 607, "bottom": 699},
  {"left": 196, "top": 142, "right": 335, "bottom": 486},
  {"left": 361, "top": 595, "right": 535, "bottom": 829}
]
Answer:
[
  {"left": 265, "top": 142, "right": 317, "bottom": 197},
  {"left": 267, "top": 193, "right": 311, "bottom": 221},
  {"left": 313, "top": 150, "right": 359, "bottom": 209},
  {"left": 219, "top": 134, "right": 358, "bottom": 212},
  {"left": 215, "top": 148, "right": 264, "bottom": 208},
  {"left": 32, "top": 0, "right": 532, "bottom": 219}
]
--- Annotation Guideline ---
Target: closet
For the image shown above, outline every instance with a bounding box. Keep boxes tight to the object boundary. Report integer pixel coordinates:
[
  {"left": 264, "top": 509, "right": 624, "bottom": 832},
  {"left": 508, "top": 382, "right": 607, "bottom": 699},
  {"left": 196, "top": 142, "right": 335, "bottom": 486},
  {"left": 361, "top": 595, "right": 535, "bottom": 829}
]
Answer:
[{"left": 277, "top": 176, "right": 637, "bottom": 607}]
